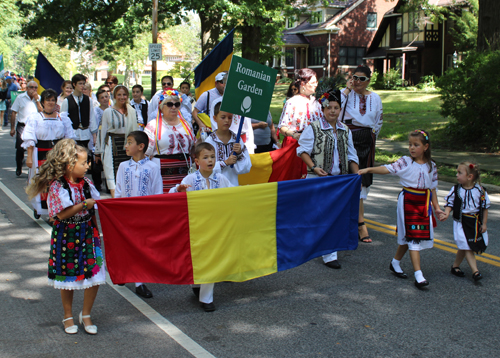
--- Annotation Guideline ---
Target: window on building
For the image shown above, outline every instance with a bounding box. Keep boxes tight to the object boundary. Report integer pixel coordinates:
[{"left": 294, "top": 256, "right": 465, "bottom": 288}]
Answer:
[
  {"left": 286, "top": 17, "right": 297, "bottom": 29},
  {"left": 310, "top": 10, "right": 323, "bottom": 24},
  {"left": 396, "top": 17, "right": 402, "bottom": 40},
  {"left": 309, "top": 47, "right": 325, "bottom": 66},
  {"left": 285, "top": 48, "right": 294, "bottom": 67},
  {"left": 408, "top": 12, "right": 420, "bottom": 32},
  {"left": 339, "top": 47, "right": 365, "bottom": 66},
  {"left": 367, "top": 13, "right": 377, "bottom": 28}
]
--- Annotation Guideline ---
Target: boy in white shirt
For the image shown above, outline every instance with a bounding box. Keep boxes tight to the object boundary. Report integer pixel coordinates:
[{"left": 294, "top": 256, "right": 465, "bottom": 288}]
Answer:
[
  {"left": 169, "top": 142, "right": 232, "bottom": 311},
  {"left": 115, "top": 130, "right": 163, "bottom": 298}
]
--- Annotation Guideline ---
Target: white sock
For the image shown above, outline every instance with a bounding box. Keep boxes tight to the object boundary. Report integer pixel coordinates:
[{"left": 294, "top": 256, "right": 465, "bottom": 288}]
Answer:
[
  {"left": 135, "top": 282, "right": 143, "bottom": 287},
  {"left": 414, "top": 270, "right": 425, "bottom": 283},
  {"left": 391, "top": 258, "right": 403, "bottom": 273}
]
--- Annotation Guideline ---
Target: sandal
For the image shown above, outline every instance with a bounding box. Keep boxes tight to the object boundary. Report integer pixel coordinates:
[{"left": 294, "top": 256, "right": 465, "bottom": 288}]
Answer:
[
  {"left": 472, "top": 271, "right": 483, "bottom": 281},
  {"left": 358, "top": 222, "right": 372, "bottom": 243},
  {"left": 451, "top": 266, "right": 465, "bottom": 277}
]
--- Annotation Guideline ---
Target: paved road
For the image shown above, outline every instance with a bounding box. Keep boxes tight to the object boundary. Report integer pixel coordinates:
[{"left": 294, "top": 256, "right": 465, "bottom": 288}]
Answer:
[{"left": 1, "top": 129, "right": 500, "bottom": 358}]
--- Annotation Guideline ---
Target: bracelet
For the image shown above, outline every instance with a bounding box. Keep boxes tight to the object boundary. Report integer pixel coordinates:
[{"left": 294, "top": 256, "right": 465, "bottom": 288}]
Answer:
[
  {"left": 311, "top": 166, "right": 317, "bottom": 171},
  {"left": 82, "top": 201, "right": 88, "bottom": 210}
]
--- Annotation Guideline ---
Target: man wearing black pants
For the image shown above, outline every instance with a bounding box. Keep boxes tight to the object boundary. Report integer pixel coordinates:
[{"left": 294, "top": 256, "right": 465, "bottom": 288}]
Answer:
[{"left": 10, "top": 81, "right": 43, "bottom": 176}]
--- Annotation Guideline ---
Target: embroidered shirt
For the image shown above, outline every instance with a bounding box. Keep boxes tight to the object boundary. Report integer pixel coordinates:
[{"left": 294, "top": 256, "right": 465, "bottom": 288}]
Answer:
[
  {"left": 444, "top": 183, "right": 491, "bottom": 214},
  {"left": 341, "top": 89, "right": 383, "bottom": 137},
  {"left": 169, "top": 170, "right": 232, "bottom": 193},
  {"left": 278, "top": 95, "right": 322, "bottom": 132},
  {"left": 144, "top": 119, "right": 194, "bottom": 157},
  {"left": 114, "top": 157, "right": 163, "bottom": 198},
  {"left": 384, "top": 156, "right": 438, "bottom": 190},
  {"left": 48, "top": 177, "right": 100, "bottom": 218},
  {"left": 21, "top": 112, "right": 75, "bottom": 149}
]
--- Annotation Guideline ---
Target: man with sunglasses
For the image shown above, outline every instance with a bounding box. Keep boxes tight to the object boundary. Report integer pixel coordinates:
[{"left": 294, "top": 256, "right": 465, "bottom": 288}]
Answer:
[
  {"left": 192, "top": 72, "right": 227, "bottom": 131},
  {"left": 147, "top": 75, "right": 192, "bottom": 125},
  {"left": 9, "top": 81, "right": 43, "bottom": 176}
]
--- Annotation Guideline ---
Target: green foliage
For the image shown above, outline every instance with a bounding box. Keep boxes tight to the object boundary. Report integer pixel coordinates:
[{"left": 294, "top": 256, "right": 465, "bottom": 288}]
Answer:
[
  {"left": 169, "top": 61, "right": 196, "bottom": 81},
  {"left": 277, "top": 77, "right": 292, "bottom": 84},
  {"left": 383, "top": 69, "right": 404, "bottom": 89},
  {"left": 416, "top": 75, "right": 437, "bottom": 91},
  {"left": 370, "top": 70, "right": 385, "bottom": 90},
  {"left": 449, "top": 0, "right": 478, "bottom": 52},
  {"left": 437, "top": 50, "right": 500, "bottom": 151},
  {"left": 314, "top": 74, "right": 347, "bottom": 98}
]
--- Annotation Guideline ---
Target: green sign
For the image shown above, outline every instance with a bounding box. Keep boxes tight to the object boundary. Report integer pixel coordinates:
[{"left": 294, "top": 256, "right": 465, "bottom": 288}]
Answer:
[{"left": 220, "top": 55, "right": 277, "bottom": 121}]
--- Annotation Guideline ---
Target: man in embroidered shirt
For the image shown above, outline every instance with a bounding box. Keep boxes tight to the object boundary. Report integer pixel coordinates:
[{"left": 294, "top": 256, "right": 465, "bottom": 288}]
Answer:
[
  {"left": 10, "top": 81, "right": 43, "bottom": 176},
  {"left": 192, "top": 72, "right": 226, "bottom": 131}
]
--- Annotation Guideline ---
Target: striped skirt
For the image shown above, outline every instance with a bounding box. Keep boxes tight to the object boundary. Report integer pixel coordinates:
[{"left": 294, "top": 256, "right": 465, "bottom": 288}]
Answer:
[{"left": 155, "top": 154, "right": 190, "bottom": 193}]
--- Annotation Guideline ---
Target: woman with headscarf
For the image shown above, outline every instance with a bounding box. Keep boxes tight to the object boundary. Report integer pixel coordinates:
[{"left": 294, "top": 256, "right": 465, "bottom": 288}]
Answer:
[{"left": 144, "top": 88, "right": 195, "bottom": 193}]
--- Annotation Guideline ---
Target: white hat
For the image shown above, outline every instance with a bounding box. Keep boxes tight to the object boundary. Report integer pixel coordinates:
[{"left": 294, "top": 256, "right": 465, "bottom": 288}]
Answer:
[{"left": 215, "top": 72, "right": 227, "bottom": 81}]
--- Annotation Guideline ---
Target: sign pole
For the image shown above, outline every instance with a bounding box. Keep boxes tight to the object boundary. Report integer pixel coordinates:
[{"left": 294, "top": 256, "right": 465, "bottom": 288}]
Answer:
[
  {"left": 151, "top": 0, "right": 158, "bottom": 96},
  {"left": 230, "top": 116, "right": 245, "bottom": 168}
]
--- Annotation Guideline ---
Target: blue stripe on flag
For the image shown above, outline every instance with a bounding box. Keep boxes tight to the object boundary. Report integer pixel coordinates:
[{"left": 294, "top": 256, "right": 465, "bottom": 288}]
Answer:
[{"left": 34, "top": 51, "right": 65, "bottom": 95}]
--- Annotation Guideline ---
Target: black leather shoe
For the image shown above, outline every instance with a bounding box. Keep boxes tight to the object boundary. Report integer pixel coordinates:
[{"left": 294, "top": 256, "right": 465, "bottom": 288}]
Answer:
[
  {"left": 390, "top": 262, "right": 408, "bottom": 278},
  {"left": 136, "top": 284, "right": 153, "bottom": 298},
  {"left": 192, "top": 287, "right": 200, "bottom": 299},
  {"left": 16, "top": 168, "right": 22, "bottom": 177},
  {"left": 473, "top": 271, "right": 483, "bottom": 281},
  {"left": 201, "top": 302, "right": 216, "bottom": 312},
  {"left": 414, "top": 280, "right": 429, "bottom": 289},
  {"left": 325, "top": 260, "right": 341, "bottom": 269},
  {"left": 451, "top": 266, "right": 465, "bottom": 277}
]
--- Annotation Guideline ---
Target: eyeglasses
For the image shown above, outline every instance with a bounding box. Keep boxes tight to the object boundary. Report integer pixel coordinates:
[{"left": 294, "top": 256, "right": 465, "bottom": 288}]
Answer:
[
  {"left": 162, "top": 82, "right": 172, "bottom": 87},
  {"left": 352, "top": 75, "right": 370, "bottom": 82},
  {"left": 105, "top": 82, "right": 114, "bottom": 85},
  {"left": 165, "top": 102, "right": 181, "bottom": 108},
  {"left": 28, "top": 86, "right": 38, "bottom": 89}
]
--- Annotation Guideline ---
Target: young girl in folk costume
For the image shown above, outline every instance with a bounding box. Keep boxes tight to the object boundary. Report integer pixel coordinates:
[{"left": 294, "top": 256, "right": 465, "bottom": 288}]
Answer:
[
  {"left": 26, "top": 139, "right": 104, "bottom": 335},
  {"left": 440, "top": 162, "right": 490, "bottom": 281},
  {"left": 95, "top": 85, "right": 138, "bottom": 197},
  {"left": 22, "top": 89, "right": 76, "bottom": 219},
  {"left": 359, "top": 130, "right": 444, "bottom": 288},
  {"left": 144, "top": 88, "right": 195, "bottom": 193},
  {"left": 297, "top": 89, "right": 359, "bottom": 269}
]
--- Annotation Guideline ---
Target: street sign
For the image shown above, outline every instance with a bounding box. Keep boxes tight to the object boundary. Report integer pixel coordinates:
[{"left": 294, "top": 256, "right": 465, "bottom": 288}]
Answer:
[
  {"left": 148, "top": 43, "right": 162, "bottom": 61},
  {"left": 220, "top": 55, "right": 277, "bottom": 121}
]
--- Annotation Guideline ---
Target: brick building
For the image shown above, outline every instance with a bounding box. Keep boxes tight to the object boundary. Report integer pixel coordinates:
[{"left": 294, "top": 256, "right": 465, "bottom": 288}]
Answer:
[{"left": 280, "top": 0, "right": 395, "bottom": 78}]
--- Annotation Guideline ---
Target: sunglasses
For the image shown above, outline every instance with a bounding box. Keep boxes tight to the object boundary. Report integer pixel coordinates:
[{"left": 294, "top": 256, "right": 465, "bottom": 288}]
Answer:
[
  {"left": 28, "top": 86, "right": 38, "bottom": 89},
  {"left": 165, "top": 102, "right": 181, "bottom": 108},
  {"left": 162, "top": 82, "right": 172, "bottom": 87},
  {"left": 105, "top": 82, "right": 114, "bottom": 85},
  {"left": 352, "top": 75, "right": 370, "bottom": 82}
]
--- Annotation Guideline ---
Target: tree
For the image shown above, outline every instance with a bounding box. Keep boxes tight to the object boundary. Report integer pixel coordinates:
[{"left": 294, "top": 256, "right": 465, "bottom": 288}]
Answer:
[
  {"left": 449, "top": 0, "right": 478, "bottom": 52},
  {"left": 477, "top": 0, "right": 500, "bottom": 51}
]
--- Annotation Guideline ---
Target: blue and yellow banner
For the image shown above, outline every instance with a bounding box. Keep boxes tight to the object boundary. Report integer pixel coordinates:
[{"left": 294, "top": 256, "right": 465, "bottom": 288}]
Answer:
[
  {"left": 194, "top": 29, "right": 234, "bottom": 100},
  {"left": 98, "top": 175, "right": 361, "bottom": 285},
  {"left": 34, "top": 51, "right": 65, "bottom": 95}
]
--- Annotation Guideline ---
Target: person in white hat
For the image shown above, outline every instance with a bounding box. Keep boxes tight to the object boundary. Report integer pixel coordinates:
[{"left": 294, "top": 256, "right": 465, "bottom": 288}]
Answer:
[{"left": 192, "top": 72, "right": 227, "bottom": 131}]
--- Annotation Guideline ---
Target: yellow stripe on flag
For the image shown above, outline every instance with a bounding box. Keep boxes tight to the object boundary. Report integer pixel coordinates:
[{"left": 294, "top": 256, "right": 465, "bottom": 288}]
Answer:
[
  {"left": 187, "top": 183, "right": 278, "bottom": 283},
  {"left": 33, "top": 78, "right": 46, "bottom": 95},
  {"left": 238, "top": 152, "right": 274, "bottom": 185},
  {"left": 195, "top": 53, "right": 233, "bottom": 100}
]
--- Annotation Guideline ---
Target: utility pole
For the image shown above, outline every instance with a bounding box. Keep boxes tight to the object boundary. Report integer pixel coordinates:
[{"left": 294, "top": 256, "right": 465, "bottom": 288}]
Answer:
[{"left": 152, "top": 0, "right": 158, "bottom": 95}]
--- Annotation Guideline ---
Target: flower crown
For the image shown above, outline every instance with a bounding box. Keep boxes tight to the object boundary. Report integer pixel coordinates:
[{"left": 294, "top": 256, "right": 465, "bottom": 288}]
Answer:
[
  {"left": 319, "top": 92, "right": 340, "bottom": 108},
  {"left": 159, "top": 88, "right": 182, "bottom": 103},
  {"left": 415, "top": 129, "right": 428, "bottom": 141}
]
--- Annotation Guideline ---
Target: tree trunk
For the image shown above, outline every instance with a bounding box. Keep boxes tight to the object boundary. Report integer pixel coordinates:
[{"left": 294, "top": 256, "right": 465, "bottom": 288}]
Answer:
[
  {"left": 477, "top": 0, "right": 500, "bottom": 51},
  {"left": 241, "top": 25, "right": 262, "bottom": 63},
  {"left": 123, "top": 65, "right": 130, "bottom": 87},
  {"left": 199, "top": 11, "right": 222, "bottom": 59}
]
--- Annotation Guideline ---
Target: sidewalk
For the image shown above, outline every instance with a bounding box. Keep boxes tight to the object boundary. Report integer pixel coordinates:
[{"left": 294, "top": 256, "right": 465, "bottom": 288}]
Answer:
[{"left": 376, "top": 138, "right": 500, "bottom": 194}]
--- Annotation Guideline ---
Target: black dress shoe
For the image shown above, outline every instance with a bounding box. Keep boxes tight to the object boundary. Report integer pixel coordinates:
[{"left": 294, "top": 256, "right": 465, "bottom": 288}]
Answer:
[
  {"left": 325, "top": 260, "right": 341, "bottom": 269},
  {"left": 473, "top": 271, "right": 483, "bottom": 281},
  {"left": 201, "top": 302, "right": 216, "bottom": 312},
  {"left": 414, "top": 280, "right": 429, "bottom": 289},
  {"left": 192, "top": 287, "right": 200, "bottom": 299},
  {"left": 451, "top": 266, "right": 465, "bottom": 277},
  {"left": 16, "top": 168, "right": 22, "bottom": 177},
  {"left": 390, "top": 262, "right": 408, "bottom": 279},
  {"left": 136, "top": 284, "right": 153, "bottom": 298}
]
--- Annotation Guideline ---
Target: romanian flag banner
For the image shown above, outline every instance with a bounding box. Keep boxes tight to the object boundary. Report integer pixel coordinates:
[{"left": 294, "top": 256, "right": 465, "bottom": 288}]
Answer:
[
  {"left": 98, "top": 175, "right": 361, "bottom": 285},
  {"left": 239, "top": 143, "right": 303, "bottom": 185},
  {"left": 34, "top": 51, "right": 65, "bottom": 95},
  {"left": 194, "top": 29, "right": 234, "bottom": 100}
]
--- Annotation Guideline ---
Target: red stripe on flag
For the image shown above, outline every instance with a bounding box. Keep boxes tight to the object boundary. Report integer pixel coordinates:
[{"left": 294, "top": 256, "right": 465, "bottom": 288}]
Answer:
[
  {"left": 98, "top": 192, "right": 194, "bottom": 284},
  {"left": 268, "top": 138, "right": 305, "bottom": 182}
]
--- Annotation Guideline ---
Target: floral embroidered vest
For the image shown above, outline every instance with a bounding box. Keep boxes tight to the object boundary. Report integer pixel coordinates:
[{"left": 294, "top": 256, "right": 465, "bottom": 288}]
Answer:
[{"left": 308, "top": 120, "right": 349, "bottom": 176}]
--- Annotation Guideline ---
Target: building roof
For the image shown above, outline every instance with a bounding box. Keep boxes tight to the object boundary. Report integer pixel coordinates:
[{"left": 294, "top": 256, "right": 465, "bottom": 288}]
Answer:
[{"left": 282, "top": 33, "right": 309, "bottom": 45}]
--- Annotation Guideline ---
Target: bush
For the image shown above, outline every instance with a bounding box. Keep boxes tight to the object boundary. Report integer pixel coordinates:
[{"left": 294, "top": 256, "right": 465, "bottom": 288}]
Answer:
[
  {"left": 416, "top": 75, "right": 437, "bottom": 91},
  {"left": 370, "top": 70, "right": 385, "bottom": 90},
  {"left": 436, "top": 51, "right": 500, "bottom": 152},
  {"left": 277, "top": 77, "right": 292, "bottom": 84},
  {"left": 383, "top": 69, "right": 404, "bottom": 89}
]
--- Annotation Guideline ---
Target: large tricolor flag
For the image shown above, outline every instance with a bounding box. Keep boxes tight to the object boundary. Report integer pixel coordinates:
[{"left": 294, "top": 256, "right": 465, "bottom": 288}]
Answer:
[
  {"left": 98, "top": 175, "right": 361, "bottom": 285},
  {"left": 194, "top": 29, "right": 234, "bottom": 100},
  {"left": 34, "top": 51, "right": 65, "bottom": 95}
]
